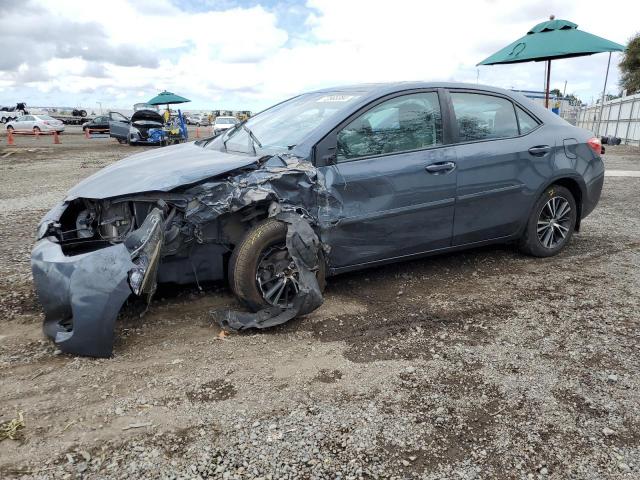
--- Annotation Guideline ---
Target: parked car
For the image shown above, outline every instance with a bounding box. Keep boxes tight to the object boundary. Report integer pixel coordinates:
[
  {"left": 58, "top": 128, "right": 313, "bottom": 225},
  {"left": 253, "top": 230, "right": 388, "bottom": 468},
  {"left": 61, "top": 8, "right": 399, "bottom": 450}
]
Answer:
[
  {"left": 6, "top": 114, "right": 65, "bottom": 133},
  {"left": 187, "top": 114, "right": 210, "bottom": 126},
  {"left": 32, "top": 82, "right": 604, "bottom": 357},
  {"left": 212, "top": 115, "right": 238, "bottom": 134},
  {"left": 82, "top": 112, "right": 129, "bottom": 133}
]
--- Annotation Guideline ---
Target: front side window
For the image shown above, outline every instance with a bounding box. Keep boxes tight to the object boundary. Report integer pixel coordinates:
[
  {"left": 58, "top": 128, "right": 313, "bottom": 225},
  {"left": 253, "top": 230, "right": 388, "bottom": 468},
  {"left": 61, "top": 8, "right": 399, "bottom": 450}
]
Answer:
[
  {"left": 451, "top": 93, "right": 518, "bottom": 142},
  {"left": 336, "top": 92, "right": 442, "bottom": 161},
  {"left": 111, "top": 112, "right": 128, "bottom": 122}
]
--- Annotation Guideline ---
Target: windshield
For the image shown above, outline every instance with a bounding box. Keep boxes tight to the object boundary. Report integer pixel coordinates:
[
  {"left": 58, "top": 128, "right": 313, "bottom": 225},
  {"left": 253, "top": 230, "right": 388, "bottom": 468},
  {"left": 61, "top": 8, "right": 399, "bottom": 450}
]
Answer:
[
  {"left": 216, "top": 117, "right": 236, "bottom": 125},
  {"left": 134, "top": 103, "right": 158, "bottom": 112},
  {"left": 39, "top": 115, "right": 57, "bottom": 121},
  {"left": 222, "top": 91, "right": 363, "bottom": 153}
]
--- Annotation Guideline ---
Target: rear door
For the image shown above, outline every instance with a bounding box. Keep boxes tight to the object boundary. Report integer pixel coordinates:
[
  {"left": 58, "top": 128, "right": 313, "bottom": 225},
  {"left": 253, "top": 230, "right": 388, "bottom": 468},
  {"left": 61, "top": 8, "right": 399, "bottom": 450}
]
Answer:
[
  {"left": 316, "top": 90, "right": 457, "bottom": 268},
  {"left": 448, "top": 90, "right": 548, "bottom": 245}
]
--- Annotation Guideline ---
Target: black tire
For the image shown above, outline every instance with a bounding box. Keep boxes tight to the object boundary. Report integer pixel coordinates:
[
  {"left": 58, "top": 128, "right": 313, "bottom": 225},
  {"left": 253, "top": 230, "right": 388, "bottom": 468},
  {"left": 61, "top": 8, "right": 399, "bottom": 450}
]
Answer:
[
  {"left": 228, "top": 218, "right": 326, "bottom": 312},
  {"left": 519, "top": 185, "right": 577, "bottom": 257}
]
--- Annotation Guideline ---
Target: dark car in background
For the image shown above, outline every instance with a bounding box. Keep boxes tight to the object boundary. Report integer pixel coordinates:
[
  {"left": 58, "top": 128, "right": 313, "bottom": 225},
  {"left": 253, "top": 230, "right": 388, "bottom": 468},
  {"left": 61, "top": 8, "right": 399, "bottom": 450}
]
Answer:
[
  {"left": 32, "top": 82, "right": 604, "bottom": 357},
  {"left": 82, "top": 112, "right": 129, "bottom": 133}
]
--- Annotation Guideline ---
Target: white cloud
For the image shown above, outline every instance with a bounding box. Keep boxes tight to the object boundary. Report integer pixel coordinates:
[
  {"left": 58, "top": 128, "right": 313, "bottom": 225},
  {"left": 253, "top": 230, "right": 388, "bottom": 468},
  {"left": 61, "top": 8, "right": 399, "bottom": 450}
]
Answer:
[{"left": 0, "top": 0, "right": 636, "bottom": 110}]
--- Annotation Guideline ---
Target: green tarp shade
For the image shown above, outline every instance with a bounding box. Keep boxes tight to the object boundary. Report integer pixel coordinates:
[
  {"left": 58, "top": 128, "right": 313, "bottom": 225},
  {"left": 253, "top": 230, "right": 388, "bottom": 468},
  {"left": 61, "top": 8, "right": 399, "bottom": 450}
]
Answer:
[
  {"left": 478, "top": 19, "right": 624, "bottom": 65},
  {"left": 147, "top": 91, "right": 191, "bottom": 105}
]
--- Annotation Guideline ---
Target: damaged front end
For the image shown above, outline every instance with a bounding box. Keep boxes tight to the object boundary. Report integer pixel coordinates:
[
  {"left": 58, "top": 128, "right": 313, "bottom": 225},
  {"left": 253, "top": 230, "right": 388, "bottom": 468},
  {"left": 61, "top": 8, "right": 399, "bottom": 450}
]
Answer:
[
  {"left": 32, "top": 152, "right": 332, "bottom": 358},
  {"left": 32, "top": 202, "right": 167, "bottom": 357}
]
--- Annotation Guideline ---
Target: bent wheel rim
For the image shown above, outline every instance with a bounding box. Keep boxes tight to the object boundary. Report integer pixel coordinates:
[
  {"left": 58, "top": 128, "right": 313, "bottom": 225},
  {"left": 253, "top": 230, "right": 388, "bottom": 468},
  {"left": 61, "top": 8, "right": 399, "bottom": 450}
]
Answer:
[
  {"left": 256, "top": 244, "right": 299, "bottom": 308},
  {"left": 537, "top": 196, "right": 571, "bottom": 249}
]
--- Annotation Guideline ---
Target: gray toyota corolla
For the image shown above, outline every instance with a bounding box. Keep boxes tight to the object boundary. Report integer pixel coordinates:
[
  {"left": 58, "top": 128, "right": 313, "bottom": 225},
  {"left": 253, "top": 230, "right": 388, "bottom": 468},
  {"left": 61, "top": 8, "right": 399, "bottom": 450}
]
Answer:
[{"left": 32, "top": 82, "right": 604, "bottom": 357}]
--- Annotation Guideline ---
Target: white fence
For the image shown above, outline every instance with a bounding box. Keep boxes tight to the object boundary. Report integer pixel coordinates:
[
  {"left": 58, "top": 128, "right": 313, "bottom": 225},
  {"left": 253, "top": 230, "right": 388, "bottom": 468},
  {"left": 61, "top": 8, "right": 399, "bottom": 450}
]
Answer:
[{"left": 576, "top": 92, "right": 640, "bottom": 146}]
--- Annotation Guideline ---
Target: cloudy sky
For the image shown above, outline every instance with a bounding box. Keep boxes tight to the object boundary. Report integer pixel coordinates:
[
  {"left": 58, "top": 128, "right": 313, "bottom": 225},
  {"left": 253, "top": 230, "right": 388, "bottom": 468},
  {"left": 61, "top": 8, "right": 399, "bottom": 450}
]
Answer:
[{"left": 0, "top": 0, "right": 637, "bottom": 112}]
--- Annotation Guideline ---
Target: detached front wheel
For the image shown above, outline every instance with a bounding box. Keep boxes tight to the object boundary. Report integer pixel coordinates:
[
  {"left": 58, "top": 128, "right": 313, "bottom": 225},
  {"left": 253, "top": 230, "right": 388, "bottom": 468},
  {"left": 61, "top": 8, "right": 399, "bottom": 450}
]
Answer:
[
  {"left": 229, "top": 218, "right": 326, "bottom": 312},
  {"left": 519, "top": 185, "right": 577, "bottom": 257}
]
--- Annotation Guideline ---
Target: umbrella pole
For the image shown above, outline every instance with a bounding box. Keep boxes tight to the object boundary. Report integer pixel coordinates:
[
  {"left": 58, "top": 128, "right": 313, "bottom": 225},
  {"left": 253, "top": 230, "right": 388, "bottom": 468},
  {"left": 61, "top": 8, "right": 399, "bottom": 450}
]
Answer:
[
  {"left": 596, "top": 52, "right": 612, "bottom": 136},
  {"left": 545, "top": 60, "right": 551, "bottom": 109}
]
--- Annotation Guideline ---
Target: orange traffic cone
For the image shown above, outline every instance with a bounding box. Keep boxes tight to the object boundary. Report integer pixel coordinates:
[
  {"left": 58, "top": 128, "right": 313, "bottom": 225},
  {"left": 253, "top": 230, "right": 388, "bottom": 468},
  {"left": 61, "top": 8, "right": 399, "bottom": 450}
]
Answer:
[
  {"left": 7, "top": 129, "right": 15, "bottom": 146},
  {"left": 53, "top": 130, "right": 61, "bottom": 144},
  {"left": 195, "top": 127, "right": 200, "bottom": 138},
  {"left": 84, "top": 128, "right": 90, "bottom": 139}
]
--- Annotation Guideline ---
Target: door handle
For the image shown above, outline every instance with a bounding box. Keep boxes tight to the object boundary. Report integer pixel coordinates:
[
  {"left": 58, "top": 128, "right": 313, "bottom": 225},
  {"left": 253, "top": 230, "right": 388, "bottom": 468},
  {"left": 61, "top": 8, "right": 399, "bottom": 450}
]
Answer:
[
  {"left": 425, "top": 161, "right": 456, "bottom": 174},
  {"left": 528, "top": 145, "right": 551, "bottom": 156}
]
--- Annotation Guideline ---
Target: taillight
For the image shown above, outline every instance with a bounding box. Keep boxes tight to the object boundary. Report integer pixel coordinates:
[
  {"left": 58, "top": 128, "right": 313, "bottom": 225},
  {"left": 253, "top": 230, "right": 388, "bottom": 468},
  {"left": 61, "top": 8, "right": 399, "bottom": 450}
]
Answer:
[
  {"left": 43, "top": 121, "right": 50, "bottom": 125},
  {"left": 587, "top": 137, "right": 602, "bottom": 155}
]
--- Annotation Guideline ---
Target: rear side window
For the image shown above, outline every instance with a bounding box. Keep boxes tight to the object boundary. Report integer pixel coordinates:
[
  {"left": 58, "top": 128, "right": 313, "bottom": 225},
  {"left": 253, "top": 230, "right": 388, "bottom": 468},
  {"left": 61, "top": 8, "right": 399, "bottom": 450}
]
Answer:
[
  {"left": 515, "top": 105, "right": 539, "bottom": 134},
  {"left": 337, "top": 92, "right": 442, "bottom": 161},
  {"left": 451, "top": 93, "right": 518, "bottom": 142}
]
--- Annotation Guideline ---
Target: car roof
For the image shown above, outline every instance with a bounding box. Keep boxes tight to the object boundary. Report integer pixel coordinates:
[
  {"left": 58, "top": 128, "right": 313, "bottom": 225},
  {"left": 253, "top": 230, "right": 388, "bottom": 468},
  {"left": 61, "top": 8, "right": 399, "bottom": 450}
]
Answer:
[{"left": 305, "top": 81, "right": 563, "bottom": 124}]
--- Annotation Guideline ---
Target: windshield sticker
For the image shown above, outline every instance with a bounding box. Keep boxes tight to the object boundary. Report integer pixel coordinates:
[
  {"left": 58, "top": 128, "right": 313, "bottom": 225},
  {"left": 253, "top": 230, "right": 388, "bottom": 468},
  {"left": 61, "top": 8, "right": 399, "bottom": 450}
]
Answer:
[{"left": 316, "top": 95, "right": 358, "bottom": 103}]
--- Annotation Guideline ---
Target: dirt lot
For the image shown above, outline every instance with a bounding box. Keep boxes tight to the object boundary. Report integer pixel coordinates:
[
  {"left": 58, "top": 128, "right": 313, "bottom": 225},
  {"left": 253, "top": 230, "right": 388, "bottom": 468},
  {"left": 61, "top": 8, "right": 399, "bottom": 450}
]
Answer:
[{"left": 1, "top": 130, "right": 639, "bottom": 479}]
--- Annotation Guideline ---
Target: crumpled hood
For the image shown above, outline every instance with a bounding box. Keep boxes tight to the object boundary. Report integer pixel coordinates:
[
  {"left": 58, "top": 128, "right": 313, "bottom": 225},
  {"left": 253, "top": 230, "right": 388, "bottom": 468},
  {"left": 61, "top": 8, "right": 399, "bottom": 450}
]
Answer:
[{"left": 66, "top": 142, "right": 258, "bottom": 200}]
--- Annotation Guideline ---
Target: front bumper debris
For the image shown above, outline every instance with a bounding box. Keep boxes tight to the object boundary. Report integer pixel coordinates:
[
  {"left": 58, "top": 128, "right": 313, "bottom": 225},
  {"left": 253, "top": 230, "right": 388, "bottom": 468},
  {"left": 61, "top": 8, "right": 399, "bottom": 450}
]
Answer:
[
  {"left": 31, "top": 207, "right": 165, "bottom": 358},
  {"left": 32, "top": 240, "right": 135, "bottom": 357}
]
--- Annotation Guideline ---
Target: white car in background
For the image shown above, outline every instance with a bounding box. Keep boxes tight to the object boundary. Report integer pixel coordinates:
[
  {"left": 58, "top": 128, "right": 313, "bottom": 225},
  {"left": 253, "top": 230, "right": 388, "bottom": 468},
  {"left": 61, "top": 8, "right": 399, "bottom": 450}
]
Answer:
[
  {"left": 6, "top": 114, "right": 65, "bottom": 134},
  {"left": 213, "top": 115, "right": 238, "bottom": 134}
]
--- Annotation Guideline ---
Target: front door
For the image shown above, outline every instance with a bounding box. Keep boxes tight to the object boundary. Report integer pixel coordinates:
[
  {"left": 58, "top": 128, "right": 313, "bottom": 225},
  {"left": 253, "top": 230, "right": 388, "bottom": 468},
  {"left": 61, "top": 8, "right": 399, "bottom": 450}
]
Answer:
[{"left": 317, "top": 91, "right": 457, "bottom": 269}]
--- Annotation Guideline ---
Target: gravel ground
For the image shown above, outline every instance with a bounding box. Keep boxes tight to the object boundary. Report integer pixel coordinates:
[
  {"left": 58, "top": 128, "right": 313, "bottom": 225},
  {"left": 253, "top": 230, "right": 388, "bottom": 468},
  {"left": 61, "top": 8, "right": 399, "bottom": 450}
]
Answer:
[{"left": 0, "top": 135, "right": 639, "bottom": 479}]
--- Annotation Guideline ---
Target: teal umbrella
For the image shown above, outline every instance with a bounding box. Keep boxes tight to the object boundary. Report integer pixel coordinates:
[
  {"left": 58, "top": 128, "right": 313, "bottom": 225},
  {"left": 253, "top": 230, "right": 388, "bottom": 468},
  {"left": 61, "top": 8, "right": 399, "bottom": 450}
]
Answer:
[
  {"left": 478, "top": 16, "right": 625, "bottom": 109},
  {"left": 147, "top": 91, "right": 191, "bottom": 106}
]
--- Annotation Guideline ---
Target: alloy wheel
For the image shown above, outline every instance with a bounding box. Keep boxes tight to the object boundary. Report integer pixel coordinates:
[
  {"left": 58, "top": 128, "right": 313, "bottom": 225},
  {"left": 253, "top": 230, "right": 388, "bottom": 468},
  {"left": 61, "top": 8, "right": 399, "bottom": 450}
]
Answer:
[
  {"left": 537, "top": 196, "right": 572, "bottom": 249},
  {"left": 256, "top": 244, "right": 299, "bottom": 308}
]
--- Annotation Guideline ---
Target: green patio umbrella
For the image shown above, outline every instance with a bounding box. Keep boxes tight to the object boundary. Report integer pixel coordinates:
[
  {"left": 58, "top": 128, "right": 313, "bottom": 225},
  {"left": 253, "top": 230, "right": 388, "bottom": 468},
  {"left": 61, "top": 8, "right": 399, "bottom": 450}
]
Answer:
[
  {"left": 478, "top": 16, "right": 625, "bottom": 110},
  {"left": 147, "top": 90, "right": 191, "bottom": 106}
]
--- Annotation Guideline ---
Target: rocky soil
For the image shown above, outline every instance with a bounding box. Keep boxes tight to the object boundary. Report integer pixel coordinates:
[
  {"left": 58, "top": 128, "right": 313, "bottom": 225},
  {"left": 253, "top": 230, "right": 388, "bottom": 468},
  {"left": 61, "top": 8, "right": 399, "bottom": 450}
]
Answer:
[{"left": 0, "top": 136, "right": 639, "bottom": 479}]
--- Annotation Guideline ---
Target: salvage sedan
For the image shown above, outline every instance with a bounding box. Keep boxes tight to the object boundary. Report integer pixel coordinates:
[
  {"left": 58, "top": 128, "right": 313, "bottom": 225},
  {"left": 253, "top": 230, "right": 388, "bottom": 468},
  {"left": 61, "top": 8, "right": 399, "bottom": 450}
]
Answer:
[{"left": 32, "top": 82, "right": 604, "bottom": 357}]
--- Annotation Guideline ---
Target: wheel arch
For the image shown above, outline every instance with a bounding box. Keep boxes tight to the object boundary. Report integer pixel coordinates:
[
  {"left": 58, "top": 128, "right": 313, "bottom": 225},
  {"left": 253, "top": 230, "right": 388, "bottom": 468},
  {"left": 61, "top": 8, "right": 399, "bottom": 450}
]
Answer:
[{"left": 542, "top": 176, "right": 585, "bottom": 232}]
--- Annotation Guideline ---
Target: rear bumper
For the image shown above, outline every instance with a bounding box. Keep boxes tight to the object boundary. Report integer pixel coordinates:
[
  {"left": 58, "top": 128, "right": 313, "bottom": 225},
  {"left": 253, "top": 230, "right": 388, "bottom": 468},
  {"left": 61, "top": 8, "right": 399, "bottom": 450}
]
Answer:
[
  {"left": 31, "top": 239, "right": 134, "bottom": 357},
  {"left": 582, "top": 171, "right": 605, "bottom": 219}
]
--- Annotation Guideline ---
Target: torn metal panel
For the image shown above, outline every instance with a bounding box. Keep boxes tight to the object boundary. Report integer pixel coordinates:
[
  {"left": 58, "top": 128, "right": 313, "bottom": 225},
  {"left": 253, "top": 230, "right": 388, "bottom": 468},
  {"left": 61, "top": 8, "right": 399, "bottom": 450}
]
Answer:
[
  {"left": 184, "top": 155, "right": 323, "bottom": 224},
  {"left": 215, "top": 212, "right": 324, "bottom": 330}
]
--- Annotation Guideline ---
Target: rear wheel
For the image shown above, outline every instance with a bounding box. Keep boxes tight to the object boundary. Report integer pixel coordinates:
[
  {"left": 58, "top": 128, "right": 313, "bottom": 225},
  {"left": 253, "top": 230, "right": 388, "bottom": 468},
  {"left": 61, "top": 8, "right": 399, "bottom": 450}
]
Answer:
[
  {"left": 519, "top": 185, "right": 577, "bottom": 257},
  {"left": 229, "top": 218, "right": 326, "bottom": 311}
]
